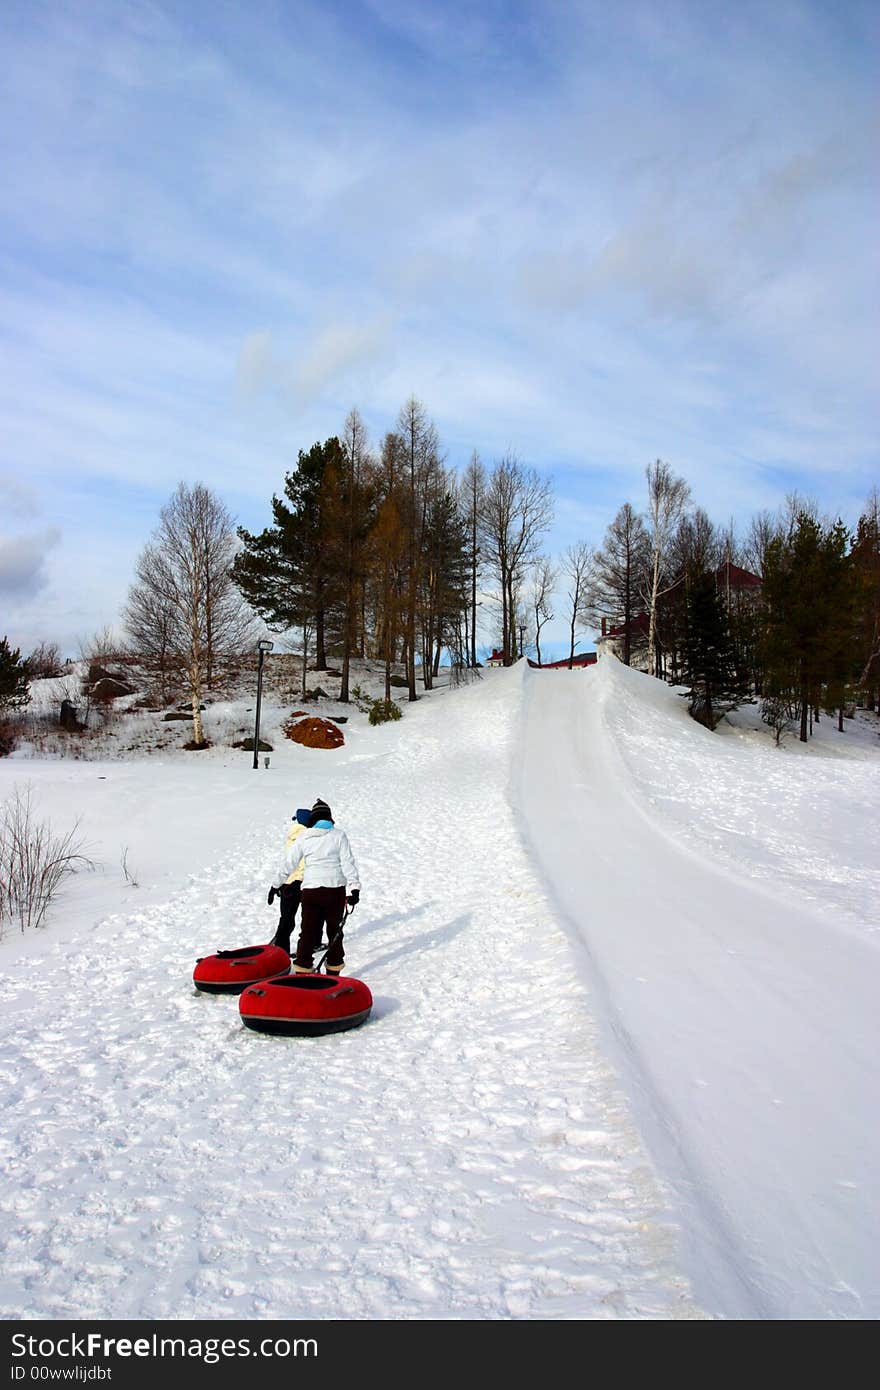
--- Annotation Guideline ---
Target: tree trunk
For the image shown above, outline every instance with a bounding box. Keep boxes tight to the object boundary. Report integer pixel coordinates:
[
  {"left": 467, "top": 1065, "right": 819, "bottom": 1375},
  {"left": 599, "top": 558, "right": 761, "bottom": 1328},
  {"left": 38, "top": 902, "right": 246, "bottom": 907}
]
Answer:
[
  {"left": 190, "top": 664, "right": 204, "bottom": 746},
  {"left": 315, "top": 585, "right": 327, "bottom": 671},
  {"left": 648, "top": 550, "right": 661, "bottom": 677}
]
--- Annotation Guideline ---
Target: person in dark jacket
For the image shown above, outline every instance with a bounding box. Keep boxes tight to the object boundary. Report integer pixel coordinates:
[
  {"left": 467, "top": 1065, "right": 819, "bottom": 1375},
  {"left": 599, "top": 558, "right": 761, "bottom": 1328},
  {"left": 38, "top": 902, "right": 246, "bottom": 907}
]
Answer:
[{"left": 268, "top": 809, "right": 309, "bottom": 952}]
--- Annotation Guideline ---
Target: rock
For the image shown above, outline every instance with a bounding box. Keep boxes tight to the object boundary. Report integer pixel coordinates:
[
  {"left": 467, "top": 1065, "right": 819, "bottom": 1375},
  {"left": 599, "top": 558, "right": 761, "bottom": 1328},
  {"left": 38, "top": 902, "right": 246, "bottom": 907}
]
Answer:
[
  {"left": 233, "top": 737, "right": 273, "bottom": 752},
  {"left": 163, "top": 711, "right": 192, "bottom": 722},
  {"left": 90, "top": 676, "right": 136, "bottom": 702},
  {"left": 59, "top": 699, "right": 79, "bottom": 731}
]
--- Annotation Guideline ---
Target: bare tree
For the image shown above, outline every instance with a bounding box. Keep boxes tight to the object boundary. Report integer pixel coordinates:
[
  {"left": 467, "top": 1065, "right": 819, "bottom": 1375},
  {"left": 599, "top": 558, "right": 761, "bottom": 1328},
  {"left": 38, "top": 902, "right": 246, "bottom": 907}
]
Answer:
[
  {"left": 561, "top": 542, "right": 594, "bottom": 668},
  {"left": 125, "top": 483, "right": 252, "bottom": 746},
  {"left": 480, "top": 454, "right": 554, "bottom": 664},
  {"left": 644, "top": 460, "right": 690, "bottom": 677},
  {"left": 528, "top": 556, "right": 555, "bottom": 667},
  {"left": 460, "top": 451, "right": 486, "bottom": 668},
  {"left": 398, "top": 397, "right": 441, "bottom": 701},
  {"left": 743, "top": 510, "right": 780, "bottom": 579},
  {"left": 123, "top": 561, "right": 178, "bottom": 704},
  {"left": 585, "top": 502, "right": 651, "bottom": 667},
  {"left": 339, "top": 407, "right": 373, "bottom": 703}
]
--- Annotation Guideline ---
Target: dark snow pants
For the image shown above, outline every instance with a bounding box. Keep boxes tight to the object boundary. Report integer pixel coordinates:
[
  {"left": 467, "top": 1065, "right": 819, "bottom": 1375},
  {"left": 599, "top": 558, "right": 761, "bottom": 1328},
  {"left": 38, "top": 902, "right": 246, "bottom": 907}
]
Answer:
[
  {"left": 296, "top": 886, "right": 347, "bottom": 972},
  {"left": 272, "top": 881, "right": 301, "bottom": 953}
]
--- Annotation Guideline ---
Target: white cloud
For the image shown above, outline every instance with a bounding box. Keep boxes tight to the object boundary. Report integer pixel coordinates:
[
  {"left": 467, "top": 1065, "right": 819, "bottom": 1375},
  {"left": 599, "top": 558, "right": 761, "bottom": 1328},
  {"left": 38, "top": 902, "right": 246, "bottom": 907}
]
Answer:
[{"left": 0, "top": 528, "right": 61, "bottom": 598}]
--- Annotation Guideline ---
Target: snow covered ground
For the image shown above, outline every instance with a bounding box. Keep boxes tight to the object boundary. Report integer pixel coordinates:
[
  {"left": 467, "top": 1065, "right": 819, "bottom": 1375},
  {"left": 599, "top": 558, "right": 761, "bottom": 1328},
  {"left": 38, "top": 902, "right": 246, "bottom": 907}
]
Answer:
[
  {"left": 1, "top": 656, "right": 877, "bottom": 1320},
  {"left": 0, "top": 665, "right": 704, "bottom": 1321}
]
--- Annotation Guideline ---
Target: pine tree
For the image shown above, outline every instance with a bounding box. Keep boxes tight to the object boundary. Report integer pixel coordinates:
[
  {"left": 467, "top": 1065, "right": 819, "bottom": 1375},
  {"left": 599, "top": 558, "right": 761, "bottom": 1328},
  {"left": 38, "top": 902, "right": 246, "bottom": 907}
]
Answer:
[
  {"left": 680, "top": 572, "right": 744, "bottom": 730},
  {"left": 852, "top": 491, "right": 880, "bottom": 710},
  {"left": 233, "top": 438, "right": 346, "bottom": 671},
  {"left": 0, "top": 637, "right": 30, "bottom": 715},
  {"left": 760, "top": 513, "right": 852, "bottom": 742}
]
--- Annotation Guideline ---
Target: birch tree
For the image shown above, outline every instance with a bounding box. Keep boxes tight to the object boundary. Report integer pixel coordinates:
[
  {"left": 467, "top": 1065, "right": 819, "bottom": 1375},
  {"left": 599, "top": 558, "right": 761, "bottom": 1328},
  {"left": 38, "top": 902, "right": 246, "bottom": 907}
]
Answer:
[
  {"left": 126, "top": 483, "right": 251, "bottom": 746},
  {"left": 644, "top": 460, "right": 690, "bottom": 677}
]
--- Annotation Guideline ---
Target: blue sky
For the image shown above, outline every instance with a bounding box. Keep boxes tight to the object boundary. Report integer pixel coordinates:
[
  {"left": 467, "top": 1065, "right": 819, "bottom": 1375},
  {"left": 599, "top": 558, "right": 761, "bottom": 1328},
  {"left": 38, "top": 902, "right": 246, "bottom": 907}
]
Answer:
[{"left": 1, "top": 0, "right": 877, "bottom": 655}]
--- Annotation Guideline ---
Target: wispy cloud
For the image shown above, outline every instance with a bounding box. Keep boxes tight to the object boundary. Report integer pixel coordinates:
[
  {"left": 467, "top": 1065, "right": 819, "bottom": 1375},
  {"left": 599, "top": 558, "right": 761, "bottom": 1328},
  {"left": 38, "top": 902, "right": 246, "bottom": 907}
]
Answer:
[{"left": 0, "top": 0, "right": 876, "bottom": 645}]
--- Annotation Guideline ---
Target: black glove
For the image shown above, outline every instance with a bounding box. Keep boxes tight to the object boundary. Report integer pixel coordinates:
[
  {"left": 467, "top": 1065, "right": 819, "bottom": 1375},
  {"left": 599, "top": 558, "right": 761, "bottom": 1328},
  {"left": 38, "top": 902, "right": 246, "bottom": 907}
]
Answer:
[
  {"left": 347, "top": 889, "right": 360, "bottom": 906},
  {"left": 267, "top": 886, "right": 277, "bottom": 906}
]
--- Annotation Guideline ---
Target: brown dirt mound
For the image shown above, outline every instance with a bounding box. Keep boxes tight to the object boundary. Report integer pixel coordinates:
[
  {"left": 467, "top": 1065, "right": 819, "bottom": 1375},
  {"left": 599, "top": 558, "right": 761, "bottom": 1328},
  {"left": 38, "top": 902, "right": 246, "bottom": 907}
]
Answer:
[{"left": 283, "top": 716, "right": 345, "bottom": 749}]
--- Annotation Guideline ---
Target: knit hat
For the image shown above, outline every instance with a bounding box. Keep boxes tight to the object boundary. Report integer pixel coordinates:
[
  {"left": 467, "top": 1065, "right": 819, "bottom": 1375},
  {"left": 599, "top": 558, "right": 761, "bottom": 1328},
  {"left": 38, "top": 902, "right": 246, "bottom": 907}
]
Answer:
[{"left": 310, "top": 798, "right": 333, "bottom": 825}]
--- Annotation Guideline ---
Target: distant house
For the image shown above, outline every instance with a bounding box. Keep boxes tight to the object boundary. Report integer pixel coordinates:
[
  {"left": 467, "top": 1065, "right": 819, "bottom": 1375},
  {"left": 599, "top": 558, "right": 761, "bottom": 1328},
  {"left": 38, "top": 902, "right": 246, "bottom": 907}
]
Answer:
[
  {"left": 715, "top": 560, "right": 762, "bottom": 595},
  {"left": 595, "top": 612, "right": 651, "bottom": 668},
  {"left": 486, "top": 648, "right": 506, "bottom": 668},
  {"left": 527, "top": 653, "right": 597, "bottom": 669},
  {"left": 594, "top": 562, "right": 763, "bottom": 671}
]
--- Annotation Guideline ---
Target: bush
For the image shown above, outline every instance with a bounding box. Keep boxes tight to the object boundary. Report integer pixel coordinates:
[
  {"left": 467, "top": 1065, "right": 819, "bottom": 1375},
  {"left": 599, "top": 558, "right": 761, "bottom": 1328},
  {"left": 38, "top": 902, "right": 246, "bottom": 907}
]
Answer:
[
  {"left": 368, "top": 699, "right": 402, "bottom": 726},
  {"left": 26, "top": 641, "right": 63, "bottom": 680},
  {"left": 761, "top": 695, "right": 796, "bottom": 747},
  {"left": 0, "top": 786, "right": 95, "bottom": 936},
  {"left": 0, "top": 721, "right": 19, "bottom": 757}
]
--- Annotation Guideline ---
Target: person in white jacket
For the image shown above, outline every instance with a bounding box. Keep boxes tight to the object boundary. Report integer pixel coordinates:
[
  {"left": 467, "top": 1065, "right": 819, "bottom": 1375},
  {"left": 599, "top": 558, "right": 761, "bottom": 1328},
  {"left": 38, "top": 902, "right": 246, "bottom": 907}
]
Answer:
[{"left": 272, "top": 798, "right": 361, "bottom": 975}]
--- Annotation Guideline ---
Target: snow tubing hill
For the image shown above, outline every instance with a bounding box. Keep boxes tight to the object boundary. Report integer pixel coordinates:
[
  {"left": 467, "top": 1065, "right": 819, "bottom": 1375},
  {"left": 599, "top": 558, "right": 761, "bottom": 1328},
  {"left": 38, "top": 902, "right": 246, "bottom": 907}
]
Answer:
[
  {"left": 239, "top": 973, "right": 373, "bottom": 1036},
  {"left": 193, "top": 943, "right": 291, "bottom": 994}
]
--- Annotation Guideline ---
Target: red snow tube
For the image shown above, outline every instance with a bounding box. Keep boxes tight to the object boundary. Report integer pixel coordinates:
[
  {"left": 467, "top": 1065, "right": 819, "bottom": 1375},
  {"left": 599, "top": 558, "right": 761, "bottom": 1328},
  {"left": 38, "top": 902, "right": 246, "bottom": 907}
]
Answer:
[
  {"left": 193, "top": 943, "right": 291, "bottom": 994},
  {"left": 239, "top": 973, "right": 373, "bottom": 1037}
]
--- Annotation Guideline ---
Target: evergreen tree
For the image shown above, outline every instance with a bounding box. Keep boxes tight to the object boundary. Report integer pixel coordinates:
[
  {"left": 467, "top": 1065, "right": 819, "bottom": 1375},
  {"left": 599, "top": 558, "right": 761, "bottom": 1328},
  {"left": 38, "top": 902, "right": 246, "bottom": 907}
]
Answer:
[
  {"left": 233, "top": 438, "right": 345, "bottom": 670},
  {"left": 420, "top": 479, "right": 469, "bottom": 681},
  {"left": 761, "top": 513, "right": 852, "bottom": 742},
  {"left": 680, "top": 572, "right": 744, "bottom": 730},
  {"left": 0, "top": 637, "right": 30, "bottom": 715},
  {"left": 852, "top": 491, "right": 880, "bottom": 710}
]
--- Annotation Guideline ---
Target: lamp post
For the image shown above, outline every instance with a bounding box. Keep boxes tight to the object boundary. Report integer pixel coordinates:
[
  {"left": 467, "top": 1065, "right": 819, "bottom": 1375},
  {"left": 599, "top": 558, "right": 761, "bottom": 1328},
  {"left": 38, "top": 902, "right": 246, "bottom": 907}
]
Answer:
[{"left": 253, "top": 638, "right": 274, "bottom": 769}]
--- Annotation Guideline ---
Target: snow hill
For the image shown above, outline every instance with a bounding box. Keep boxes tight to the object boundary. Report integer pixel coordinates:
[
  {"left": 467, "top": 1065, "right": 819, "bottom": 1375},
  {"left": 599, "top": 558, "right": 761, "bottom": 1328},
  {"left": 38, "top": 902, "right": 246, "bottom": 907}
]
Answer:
[{"left": 0, "top": 659, "right": 877, "bottom": 1320}]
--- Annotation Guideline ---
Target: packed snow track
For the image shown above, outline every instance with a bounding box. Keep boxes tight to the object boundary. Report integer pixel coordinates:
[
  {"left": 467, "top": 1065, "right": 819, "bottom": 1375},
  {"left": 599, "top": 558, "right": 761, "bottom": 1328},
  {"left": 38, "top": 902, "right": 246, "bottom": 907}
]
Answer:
[{"left": 517, "top": 658, "right": 880, "bottom": 1320}]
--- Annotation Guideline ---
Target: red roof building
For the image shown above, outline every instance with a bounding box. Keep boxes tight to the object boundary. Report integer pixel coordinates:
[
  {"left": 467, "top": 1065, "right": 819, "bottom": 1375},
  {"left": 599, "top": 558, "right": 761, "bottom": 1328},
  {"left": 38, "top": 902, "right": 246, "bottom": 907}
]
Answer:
[{"left": 527, "top": 653, "right": 597, "bottom": 669}]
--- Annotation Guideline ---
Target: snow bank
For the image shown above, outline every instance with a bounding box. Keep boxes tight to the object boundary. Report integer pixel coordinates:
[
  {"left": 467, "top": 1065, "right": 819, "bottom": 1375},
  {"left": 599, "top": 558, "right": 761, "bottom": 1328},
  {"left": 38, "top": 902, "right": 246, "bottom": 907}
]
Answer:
[
  {"left": 517, "top": 657, "right": 880, "bottom": 1319},
  {"left": 601, "top": 659, "right": 880, "bottom": 936}
]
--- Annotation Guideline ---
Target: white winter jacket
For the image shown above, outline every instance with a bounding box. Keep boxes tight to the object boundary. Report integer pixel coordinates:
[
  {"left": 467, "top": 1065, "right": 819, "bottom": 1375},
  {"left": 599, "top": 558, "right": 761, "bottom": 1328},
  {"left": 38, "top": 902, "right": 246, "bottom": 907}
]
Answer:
[{"left": 275, "top": 825, "right": 360, "bottom": 892}]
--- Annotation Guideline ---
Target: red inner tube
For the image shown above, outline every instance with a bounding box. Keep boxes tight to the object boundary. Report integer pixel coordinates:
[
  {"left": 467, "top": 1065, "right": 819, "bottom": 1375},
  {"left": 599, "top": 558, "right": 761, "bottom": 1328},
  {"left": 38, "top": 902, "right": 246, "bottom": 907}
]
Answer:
[
  {"left": 240, "top": 973, "right": 372, "bottom": 1033},
  {"left": 193, "top": 943, "right": 291, "bottom": 992}
]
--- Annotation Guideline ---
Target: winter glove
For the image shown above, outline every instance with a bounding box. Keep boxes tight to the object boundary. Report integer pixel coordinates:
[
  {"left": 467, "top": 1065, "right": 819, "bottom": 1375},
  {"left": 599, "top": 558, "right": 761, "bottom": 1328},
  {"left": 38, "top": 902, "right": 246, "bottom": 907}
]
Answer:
[
  {"left": 267, "top": 886, "right": 277, "bottom": 906},
  {"left": 347, "top": 889, "right": 360, "bottom": 907}
]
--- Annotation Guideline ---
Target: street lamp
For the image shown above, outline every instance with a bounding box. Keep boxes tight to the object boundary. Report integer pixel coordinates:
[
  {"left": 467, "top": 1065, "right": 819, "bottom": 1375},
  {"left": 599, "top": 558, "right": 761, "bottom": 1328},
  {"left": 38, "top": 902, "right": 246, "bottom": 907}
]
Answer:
[{"left": 253, "top": 638, "right": 274, "bottom": 770}]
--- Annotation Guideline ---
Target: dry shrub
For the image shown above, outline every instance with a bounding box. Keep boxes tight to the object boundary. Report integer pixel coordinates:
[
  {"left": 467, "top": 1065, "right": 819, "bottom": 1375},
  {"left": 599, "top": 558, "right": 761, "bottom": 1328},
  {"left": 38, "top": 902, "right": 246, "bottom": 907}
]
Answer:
[
  {"left": 0, "top": 786, "right": 95, "bottom": 935},
  {"left": 283, "top": 716, "right": 345, "bottom": 749},
  {"left": 0, "top": 721, "right": 19, "bottom": 757}
]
